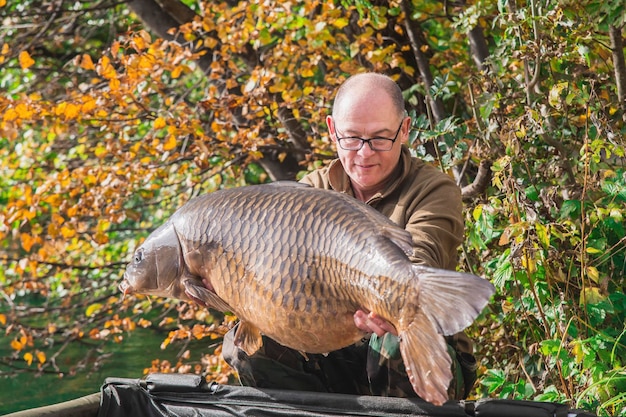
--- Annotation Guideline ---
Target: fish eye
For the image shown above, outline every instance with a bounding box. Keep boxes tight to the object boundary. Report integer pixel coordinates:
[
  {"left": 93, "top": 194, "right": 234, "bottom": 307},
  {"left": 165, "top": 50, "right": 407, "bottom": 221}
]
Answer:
[{"left": 134, "top": 249, "right": 144, "bottom": 264}]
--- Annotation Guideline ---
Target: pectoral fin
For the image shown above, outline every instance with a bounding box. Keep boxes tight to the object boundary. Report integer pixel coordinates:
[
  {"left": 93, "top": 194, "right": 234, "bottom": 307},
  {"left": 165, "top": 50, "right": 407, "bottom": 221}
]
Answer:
[
  {"left": 234, "top": 321, "right": 264, "bottom": 356},
  {"left": 183, "top": 278, "right": 233, "bottom": 312},
  {"left": 399, "top": 314, "right": 452, "bottom": 406}
]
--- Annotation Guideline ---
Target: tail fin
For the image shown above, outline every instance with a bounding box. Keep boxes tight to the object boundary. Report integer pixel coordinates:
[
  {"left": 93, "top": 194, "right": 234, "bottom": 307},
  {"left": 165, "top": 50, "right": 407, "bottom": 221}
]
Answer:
[
  {"left": 412, "top": 265, "right": 494, "bottom": 336},
  {"left": 399, "top": 314, "right": 452, "bottom": 406}
]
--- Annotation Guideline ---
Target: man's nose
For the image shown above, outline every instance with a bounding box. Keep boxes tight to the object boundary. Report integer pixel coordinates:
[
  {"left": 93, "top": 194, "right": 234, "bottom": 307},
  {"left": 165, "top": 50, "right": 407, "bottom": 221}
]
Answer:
[{"left": 358, "top": 141, "right": 376, "bottom": 156}]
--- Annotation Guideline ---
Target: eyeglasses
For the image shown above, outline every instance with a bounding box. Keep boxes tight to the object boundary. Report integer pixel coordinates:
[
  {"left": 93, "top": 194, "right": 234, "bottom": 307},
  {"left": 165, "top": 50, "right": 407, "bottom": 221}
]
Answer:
[{"left": 334, "top": 121, "right": 403, "bottom": 151}]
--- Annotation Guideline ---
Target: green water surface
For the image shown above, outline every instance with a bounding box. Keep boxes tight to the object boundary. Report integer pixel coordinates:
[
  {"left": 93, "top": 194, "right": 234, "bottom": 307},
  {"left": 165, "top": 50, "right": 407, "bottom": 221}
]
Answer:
[{"left": 0, "top": 327, "right": 192, "bottom": 415}]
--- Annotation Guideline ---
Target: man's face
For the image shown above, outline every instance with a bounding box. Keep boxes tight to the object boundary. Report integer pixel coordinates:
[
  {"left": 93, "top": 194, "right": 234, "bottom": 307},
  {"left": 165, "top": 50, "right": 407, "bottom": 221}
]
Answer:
[{"left": 328, "top": 91, "right": 408, "bottom": 197}]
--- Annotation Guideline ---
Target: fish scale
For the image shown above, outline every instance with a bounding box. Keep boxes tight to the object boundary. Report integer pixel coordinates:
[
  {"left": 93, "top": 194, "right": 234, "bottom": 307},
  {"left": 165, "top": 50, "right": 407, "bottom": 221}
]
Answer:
[{"left": 120, "top": 181, "right": 494, "bottom": 405}]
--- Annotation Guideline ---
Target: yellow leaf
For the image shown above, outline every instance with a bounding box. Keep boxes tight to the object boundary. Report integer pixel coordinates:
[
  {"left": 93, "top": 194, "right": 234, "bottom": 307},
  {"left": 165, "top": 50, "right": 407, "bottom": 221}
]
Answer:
[
  {"left": 24, "top": 352, "right": 34, "bottom": 366},
  {"left": 535, "top": 222, "right": 551, "bottom": 249},
  {"left": 80, "top": 54, "right": 95, "bottom": 70},
  {"left": 0, "top": 0, "right": 6, "bottom": 7},
  {"left": 19, "top": 51, "right": 35, "bottom": 69},
  {"left": 36, "top": 350, "right": 46, "bottom": 364},
  {"left": 154, "top": 117, "right": 166, "bottom": 129},
  {"left": 163, "top": 135, "right": 177, "bottom": 151},
  {"left": 86, "top": 303, "right": 103, "bottom": 317},
  {"left": 586, "top": 266, "right": 600, "bottom": 284},
  {"left": 94, "top": 144, "right": 107, "bottom": 158},
  {"left": 472, "top": 205, "right": 483, "bottom": 222},
  {"left": 521, "top": 255, "right": 536, "bottom": 273},
  {"left": 332, "top": 18, "right": 349, "bottom": 29},
  {"left": 1, "top": 43, "right": 8, "bottom": 55},
  {"left": 0, "top": 313, "right": 6, "bottom": 325},
  {"left": 60, "top": 225, "right": 76, "bottom": 238},
  {"left": 580, "top": 286, "right": 605, "bottom": 306},
  {"left": 571, "top": 341, "right": 584, "bottom": 364}
]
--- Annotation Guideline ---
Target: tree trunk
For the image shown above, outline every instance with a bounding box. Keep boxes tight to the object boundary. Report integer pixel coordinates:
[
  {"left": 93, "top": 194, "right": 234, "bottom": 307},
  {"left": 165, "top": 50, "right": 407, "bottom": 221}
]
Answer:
[
  {"left": 609, "top": 24, "right": 626, "bottom": 117},
  {"left": 468, "top": 25, "right": 490, "bottom": 72},
  {"left": 400, "top": 0, "right": 445, "bottom": 124},
  {"left": 126, "top": 0, "right": 181, "bottom": 40}
]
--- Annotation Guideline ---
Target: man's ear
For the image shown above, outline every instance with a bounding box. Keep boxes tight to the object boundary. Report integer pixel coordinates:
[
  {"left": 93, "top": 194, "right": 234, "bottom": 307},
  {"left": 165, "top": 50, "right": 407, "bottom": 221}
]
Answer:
[
  {"left": 326, "top": 115, "right": 336, "bottom": 142},
  {"left": 400, "top": 116, "right": 411, "bottom": 144}
]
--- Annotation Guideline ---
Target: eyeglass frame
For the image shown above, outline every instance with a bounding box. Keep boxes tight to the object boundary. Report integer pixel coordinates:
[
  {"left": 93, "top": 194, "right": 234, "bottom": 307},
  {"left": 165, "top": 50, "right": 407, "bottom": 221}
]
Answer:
[{"left": 333, "top": 120, "right": 404, "bottom": 152}]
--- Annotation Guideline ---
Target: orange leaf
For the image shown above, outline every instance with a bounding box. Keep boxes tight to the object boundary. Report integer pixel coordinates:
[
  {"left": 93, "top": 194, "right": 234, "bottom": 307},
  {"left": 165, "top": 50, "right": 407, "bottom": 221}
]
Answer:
[
  {"left": 171, "top": 65, "right": 183, "bottom": 79},
  {"left": 109, "top": 78, "right": 120, "bottom": 91},
  {"left": 132, "top": 35, "right": 146, "bottom": 51},
  {"left": 138, "top": 318, "right": 152, "bottom": 328},
  {"left": 36, "top": 350, "right": 46, "bottom": 364},
  {"left": 80, "top": 54, "right": 95, "bottom": 70},
  {"left": 24, "top": 352, "right": 34, "bottom": 366},
  {"left": 19, "top": 51, "right": 35, "bottom": 69},
  {"left": 20, "top": 233, "right": 35, "bottom": 252},
  {"left": 163, "top": 135, "right": 177, "bottom": 151},
  {"left": 64, "top": 103, "right": 81, "bottom": 120},
  {"left": 10, "top": 339, "right": 23, "bottom": 351},
  {"left": 99, "top": 56, "right": 116, "bottom": 79},
  {"left": 0, "top": 313, "right": 6, "bottom": 326},
  {"left": 81, "top": 97, "right": 97, "bottom": 113}
]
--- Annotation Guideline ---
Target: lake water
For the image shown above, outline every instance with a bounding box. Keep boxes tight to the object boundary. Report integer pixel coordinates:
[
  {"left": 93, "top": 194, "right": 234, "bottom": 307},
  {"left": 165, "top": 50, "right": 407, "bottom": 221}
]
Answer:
[{"left": 0, "top": 327, "right": 198, "bottom": 414}]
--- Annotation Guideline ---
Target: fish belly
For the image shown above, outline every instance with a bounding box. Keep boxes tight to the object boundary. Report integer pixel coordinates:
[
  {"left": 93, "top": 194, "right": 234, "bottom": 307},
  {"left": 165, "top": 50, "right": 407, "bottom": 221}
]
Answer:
[{"left": 210, "top": 253, "right": 375, "bottom": 353}]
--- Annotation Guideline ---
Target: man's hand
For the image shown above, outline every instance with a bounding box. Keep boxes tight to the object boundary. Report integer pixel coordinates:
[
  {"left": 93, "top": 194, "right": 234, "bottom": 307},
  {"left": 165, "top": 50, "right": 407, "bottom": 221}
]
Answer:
[{"left": 353, "top": 310, "right": 398, "bottom": 337}]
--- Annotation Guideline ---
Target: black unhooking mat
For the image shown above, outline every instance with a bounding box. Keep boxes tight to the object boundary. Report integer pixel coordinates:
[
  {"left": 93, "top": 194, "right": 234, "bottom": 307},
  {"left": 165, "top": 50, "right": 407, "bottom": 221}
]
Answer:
[{"left": 97, "top": 373, "right": 598, "bottom": 417}]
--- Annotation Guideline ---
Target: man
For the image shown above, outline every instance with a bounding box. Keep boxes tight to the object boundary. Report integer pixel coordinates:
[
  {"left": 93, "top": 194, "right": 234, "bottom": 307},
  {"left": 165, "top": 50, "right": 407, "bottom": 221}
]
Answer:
[{"left": 222, "top": 72, "right": 476, "bottom": 400}]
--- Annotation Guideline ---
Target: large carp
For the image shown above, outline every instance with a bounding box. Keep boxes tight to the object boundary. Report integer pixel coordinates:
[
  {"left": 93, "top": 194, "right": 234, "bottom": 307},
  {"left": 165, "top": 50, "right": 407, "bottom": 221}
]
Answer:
[{"left": 120, "top": 182, "right": 494, "bottom": 405}]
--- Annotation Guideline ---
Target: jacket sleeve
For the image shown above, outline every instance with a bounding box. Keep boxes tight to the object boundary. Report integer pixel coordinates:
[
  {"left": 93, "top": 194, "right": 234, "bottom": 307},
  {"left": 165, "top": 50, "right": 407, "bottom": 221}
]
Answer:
[{"left": 402, "top": 169, "right": 464, "bottom": 271}]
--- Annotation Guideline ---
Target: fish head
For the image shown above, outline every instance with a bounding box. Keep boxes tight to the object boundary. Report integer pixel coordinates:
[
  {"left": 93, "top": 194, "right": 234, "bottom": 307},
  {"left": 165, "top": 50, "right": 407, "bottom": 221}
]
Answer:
[{"left": 120, "top": 221, "right": 185, "bottom": 299}]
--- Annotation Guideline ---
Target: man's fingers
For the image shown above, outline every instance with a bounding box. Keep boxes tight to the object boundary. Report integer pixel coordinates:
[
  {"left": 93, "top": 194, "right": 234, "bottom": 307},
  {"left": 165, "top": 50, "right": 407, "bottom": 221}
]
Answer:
[
  {"left": 367, "top": 312, "right": 398, "bottom": 336},
  {"left": 353, "top": 310, "right": 397, "bottom": 337}
]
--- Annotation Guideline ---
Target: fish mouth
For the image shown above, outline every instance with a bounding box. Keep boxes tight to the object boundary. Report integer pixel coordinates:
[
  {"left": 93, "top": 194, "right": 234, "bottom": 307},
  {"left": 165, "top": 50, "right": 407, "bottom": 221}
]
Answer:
[{"left": 119, "top": 279, "right": 134, "bottom": 296}]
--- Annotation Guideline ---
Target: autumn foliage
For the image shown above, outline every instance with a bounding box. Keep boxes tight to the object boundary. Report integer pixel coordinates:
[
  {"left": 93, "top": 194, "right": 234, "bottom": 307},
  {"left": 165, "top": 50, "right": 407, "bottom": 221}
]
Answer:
[{"left": 1, "top": 0, "right": 625, "bottom": 415}]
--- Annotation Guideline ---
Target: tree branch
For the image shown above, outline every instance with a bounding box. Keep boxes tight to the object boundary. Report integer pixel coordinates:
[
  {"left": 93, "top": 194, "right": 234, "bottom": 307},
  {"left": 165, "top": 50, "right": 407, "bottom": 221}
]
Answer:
[{"left": 461, "top": 159, "right": 492, "bottom": 199}]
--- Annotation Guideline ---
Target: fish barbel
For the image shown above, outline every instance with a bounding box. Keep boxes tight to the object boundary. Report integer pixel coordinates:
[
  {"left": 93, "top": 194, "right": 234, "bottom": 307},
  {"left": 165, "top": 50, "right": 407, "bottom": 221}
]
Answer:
[{"left": 120, "top": 182, "right": 494, "bottom": 405}]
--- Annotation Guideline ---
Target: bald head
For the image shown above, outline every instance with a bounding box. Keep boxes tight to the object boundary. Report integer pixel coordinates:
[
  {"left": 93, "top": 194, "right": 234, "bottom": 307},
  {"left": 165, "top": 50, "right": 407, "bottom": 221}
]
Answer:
[{"left": 332, "top": 73, "right": 405, "bottom": 120}]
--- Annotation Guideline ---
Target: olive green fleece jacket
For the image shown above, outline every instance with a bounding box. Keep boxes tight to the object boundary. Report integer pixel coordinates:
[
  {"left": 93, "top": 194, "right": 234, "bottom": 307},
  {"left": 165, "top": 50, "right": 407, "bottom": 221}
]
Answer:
[{"left": 300, "top": 146, "right": 465, "bottom": 271}]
